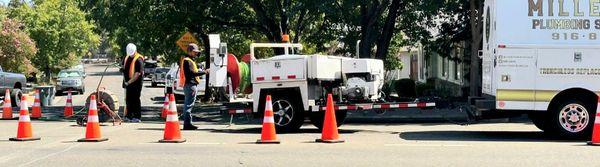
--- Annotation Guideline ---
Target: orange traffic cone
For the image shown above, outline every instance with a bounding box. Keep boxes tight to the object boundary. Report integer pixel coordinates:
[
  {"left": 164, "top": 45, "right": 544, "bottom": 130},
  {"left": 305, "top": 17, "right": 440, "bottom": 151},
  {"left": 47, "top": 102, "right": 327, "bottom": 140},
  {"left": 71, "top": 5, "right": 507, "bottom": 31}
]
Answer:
[
  {"left": 256, "top": 95, "right": 280, "bottom": 144},
  {"left": 78, "top": 95, "right": 108, "bottom": 142},
  {"left": 31, "top": 89, "right": 42, "bottom": 119},
  {"left": 159, "top": 94, "right": 186, "bottom": 143},
  {"left": 2, "top": 89, "right": 13, "bottom": 119},
  {"left": 161, "top": 93, "right": 169, "bottom": 119},
  {"left": 316, "top": 94, "right": 344, "bottom": 143},
  {"left": 9, "top": 96, "right": 40, "bottom": 141},
  {"left": 64, "top": 90, "right": 74, "bottom": 117},
  {"left": 588, "top": 98, "right": 600, "bottom": 145}
]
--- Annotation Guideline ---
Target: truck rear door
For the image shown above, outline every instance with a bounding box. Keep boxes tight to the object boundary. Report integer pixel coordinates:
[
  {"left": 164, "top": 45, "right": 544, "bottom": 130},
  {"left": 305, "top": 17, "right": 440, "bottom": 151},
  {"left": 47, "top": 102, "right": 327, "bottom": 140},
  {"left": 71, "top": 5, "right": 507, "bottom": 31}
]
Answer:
[
  {"left": 251, "top": 56, "right": 306, "bottom": 83},
  {"left": 482, "top": 1, "right": 495, "bottom": 96}
]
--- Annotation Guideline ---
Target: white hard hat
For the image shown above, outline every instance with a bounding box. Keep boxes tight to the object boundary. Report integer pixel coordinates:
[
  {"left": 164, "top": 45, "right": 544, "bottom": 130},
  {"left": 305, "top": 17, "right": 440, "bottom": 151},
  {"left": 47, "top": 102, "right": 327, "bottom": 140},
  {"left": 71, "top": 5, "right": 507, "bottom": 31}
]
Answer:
[{"left": 126, "top": 43, "right": 137, "bottom": 56}]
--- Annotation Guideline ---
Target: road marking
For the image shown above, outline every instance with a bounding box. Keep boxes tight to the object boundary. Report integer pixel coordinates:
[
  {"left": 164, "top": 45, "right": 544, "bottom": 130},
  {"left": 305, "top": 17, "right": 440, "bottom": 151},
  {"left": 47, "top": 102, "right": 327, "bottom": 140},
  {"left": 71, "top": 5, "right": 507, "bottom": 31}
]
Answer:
[
  {"left": 139, "top": 142, "right": 225, "bottom": 145},
  {"left": 384, "top": 144, "right": 469, "bottom": 147},
  {"left": 19, "top": 143, "right": 82, "bottom": 167}
]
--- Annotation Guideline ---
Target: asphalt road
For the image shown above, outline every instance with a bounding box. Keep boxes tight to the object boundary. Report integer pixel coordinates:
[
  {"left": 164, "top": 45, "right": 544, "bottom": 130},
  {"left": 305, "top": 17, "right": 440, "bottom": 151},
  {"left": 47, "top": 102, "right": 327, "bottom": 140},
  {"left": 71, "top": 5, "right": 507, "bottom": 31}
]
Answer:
[
  {"left": 51, "top": 63, "right": 166, "bottom": 108},
  {"left": 0, "top": 120, "right": 597, "bottom": 166}
]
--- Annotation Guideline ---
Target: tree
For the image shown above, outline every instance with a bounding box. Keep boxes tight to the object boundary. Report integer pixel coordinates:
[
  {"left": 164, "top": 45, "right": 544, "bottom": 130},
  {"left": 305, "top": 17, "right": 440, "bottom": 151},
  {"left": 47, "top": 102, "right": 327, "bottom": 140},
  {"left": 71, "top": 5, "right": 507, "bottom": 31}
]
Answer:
[
  {"left": 11, "top": 0, "right": 100, "bottom": 79},
  {"left": 0, "top": 12, "right": 37, "bottom": 74},
  {"left": 469, "top": 0, "right": 484, "bottom": 96}
]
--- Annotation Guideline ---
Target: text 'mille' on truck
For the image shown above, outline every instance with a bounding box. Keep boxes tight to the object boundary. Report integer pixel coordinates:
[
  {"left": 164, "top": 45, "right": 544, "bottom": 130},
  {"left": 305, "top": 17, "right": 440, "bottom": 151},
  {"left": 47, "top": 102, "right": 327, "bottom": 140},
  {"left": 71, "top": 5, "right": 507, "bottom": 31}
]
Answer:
[
  {"left": 204, "top": 35, "right": 436, "bottom": 132},
  {"left": 473, "top": 0, "right": 600, "bottom": 138}
]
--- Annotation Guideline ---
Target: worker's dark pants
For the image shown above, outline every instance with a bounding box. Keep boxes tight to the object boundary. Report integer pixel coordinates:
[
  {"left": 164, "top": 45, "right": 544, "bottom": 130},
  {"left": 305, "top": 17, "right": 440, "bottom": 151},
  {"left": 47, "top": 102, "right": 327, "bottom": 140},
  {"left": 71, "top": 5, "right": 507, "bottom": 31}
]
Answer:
[{"left": 125, "top": 85, "right": 142, "bottom": 120}]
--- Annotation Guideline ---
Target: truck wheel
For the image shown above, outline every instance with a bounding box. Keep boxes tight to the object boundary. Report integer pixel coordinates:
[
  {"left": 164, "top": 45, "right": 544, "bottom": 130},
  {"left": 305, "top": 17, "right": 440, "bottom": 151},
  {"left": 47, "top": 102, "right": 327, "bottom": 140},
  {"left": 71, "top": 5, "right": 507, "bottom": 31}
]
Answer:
[
  {"left": 309, "top": 110, "right": 347, "bottom": 130},
  {"left": 528, "top": 112, "right": 547, "bottom": 131},
  {"left": 271, "top": 95, "right": 304, "bottom": 133},
  {"left": 547, "top": 100, "right": 595, "bottom": 139},
  {"left": 11, "top": 89, "right": 22, "bottom": 107}
]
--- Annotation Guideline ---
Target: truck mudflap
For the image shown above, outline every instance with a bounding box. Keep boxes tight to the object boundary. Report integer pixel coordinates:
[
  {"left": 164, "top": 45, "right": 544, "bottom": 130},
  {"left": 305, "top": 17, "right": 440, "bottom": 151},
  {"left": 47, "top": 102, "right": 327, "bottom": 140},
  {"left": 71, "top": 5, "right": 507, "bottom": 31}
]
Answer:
[{"left": 310, "top": 102, "right": 436, "bottom": 112}]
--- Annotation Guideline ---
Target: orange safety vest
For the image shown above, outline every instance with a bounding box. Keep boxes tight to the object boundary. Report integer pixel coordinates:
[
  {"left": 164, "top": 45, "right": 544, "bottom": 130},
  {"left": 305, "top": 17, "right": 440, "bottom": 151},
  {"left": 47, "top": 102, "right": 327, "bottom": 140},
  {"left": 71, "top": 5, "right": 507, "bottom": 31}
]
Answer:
[
  {"left": 124, "top": 53, "right": 143, "bottom": 78},
  {"left": 179, "top": 57, "right": 200, "bottom": 87}
]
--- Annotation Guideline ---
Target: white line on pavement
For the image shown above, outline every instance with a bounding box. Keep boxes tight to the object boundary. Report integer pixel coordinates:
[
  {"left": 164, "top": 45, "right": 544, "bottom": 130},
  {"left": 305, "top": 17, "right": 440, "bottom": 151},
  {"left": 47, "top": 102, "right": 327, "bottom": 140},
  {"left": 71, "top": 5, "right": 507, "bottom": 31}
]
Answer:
[
  {"left": 384, "top": 144, "right": 470, "bottom": 147},
  {"left": 18, "top": 143, "right": 82, "bottom": 167}
]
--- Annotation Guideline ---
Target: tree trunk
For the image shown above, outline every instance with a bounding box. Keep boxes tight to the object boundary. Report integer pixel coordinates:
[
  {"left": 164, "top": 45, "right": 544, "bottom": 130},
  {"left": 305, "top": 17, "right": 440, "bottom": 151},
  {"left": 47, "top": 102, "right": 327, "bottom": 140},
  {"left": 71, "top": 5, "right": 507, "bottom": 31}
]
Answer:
[
  {"left": 469, "top": 0, "right": 483, "bottom": 97},
  {"left": 375, "top": 0, "right": 402, "bottom": 60}
]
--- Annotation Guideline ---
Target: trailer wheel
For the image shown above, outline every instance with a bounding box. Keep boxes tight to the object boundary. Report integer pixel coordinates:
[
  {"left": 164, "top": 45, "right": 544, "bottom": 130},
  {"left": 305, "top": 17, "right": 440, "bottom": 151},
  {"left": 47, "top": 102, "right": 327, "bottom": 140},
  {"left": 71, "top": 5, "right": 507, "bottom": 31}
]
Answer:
[
  {"left": 547, "top": 99, "right": 595, "bottom": 139},
  {"left": 11, "top": 89, "right": 22, "bottom": 107},
  {"left": 271, "top": 95, "right": 304, "bottom": 133},
  {"left": 309, "top": 110, "right": 347, "bottom": 130}
]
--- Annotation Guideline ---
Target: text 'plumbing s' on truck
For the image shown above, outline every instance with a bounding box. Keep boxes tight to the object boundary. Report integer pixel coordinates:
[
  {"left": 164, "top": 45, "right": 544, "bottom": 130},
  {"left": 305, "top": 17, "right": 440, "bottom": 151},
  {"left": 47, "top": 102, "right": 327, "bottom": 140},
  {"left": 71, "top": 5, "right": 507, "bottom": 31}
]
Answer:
[
  {"left": 472, "top": 0, "right": 600, "bottom": 138},
  {"left": 206, "top": 35, "right": 437, "bottom": 132}
]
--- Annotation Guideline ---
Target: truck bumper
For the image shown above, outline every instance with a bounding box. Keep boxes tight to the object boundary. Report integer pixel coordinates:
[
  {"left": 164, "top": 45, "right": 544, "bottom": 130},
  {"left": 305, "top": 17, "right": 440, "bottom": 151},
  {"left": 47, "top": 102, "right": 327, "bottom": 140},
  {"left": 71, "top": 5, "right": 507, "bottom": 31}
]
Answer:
[{"left": 469, "top": 95, "right": 496, "bottom": 111}]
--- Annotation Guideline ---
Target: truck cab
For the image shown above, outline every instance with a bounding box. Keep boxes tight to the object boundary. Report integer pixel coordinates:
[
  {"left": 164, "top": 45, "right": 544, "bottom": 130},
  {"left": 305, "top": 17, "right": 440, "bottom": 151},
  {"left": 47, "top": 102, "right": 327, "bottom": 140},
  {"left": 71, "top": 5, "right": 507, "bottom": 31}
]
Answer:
[{"left": 475, "top": 0, "right": 600, "bottom": 138}]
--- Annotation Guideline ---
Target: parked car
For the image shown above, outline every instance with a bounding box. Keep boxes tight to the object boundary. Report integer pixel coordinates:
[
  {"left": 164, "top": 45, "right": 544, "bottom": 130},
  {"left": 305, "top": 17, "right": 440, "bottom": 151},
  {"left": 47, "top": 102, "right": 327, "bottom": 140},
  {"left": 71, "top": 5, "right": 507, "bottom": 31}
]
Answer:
[
  {"left": 144, "top": 60, "right": 158, "bottom": 78},
  {"left": 164, "top": 63, "right": 206, "bottom": 99},
  {"left": 70, "top": 63, "right": 86, "bottom": 78},
  {"left": 0, "top": 65, "right": 26, "bottom": 107},
  {"left": 151, "top": 67, "right": 170, "bottom": 87},
  {"left": 55, "top": 70, "right": 85, "bottom": 95}
]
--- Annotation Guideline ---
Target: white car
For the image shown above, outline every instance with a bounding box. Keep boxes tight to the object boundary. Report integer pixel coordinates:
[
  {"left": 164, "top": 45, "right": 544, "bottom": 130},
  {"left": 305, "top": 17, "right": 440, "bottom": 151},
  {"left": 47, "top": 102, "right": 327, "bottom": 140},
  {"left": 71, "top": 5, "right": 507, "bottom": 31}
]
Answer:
[{"left": 164, "top": 63, "right": 206, "bottom": 99}]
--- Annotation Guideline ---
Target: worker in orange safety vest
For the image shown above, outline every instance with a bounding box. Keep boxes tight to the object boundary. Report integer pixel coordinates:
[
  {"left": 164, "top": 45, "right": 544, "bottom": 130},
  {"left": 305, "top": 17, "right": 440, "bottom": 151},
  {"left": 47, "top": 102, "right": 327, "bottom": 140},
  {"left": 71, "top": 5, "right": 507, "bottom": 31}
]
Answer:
[
  {"left": 179, "top": 43, "right": 209, "bottom": 130},
  {"left": 122, "top": 43, "right": 145, "bottom": 123}
]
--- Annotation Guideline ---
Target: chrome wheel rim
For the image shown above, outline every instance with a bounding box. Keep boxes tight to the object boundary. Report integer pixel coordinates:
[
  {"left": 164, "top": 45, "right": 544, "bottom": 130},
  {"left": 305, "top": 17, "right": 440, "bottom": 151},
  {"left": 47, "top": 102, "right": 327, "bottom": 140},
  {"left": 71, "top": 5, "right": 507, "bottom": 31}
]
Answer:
[
  {"left": 558, "top": 103, "right": 589, "bottom": 133},
  {"left": 273, "top": 99, "right": 294, "bottom": 126}
]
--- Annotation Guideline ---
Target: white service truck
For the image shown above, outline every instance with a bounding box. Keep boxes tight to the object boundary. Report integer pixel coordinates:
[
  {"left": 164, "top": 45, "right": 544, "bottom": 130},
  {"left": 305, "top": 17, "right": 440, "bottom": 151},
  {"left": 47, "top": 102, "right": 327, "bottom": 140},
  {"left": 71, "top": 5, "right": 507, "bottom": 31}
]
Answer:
[
  {"left": 206, "top": 35, "right": 436, "bottom": 132},
  {"left": 472, "top": 0, "right": 600, "bottom": 138}
]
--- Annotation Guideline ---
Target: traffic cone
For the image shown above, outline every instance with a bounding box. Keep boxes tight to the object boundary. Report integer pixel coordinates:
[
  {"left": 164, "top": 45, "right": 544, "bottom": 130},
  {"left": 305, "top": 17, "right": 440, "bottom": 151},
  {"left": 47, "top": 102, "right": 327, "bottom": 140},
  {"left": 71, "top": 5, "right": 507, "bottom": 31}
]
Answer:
[
  {"left": 9, "top": 96, "right": 40, "bottom": 141},
  {"left": 159, "top": 94, "right": 186, "bottom": 143},
  {"left": 256, "top": 95, "right": 280, "bottom": 144},
  {"left": 161, "top": 93, "right": 169, "bottom": 119},
  {"left": 31, "top": 89, "right": 42, "bottom": 119},
  {"left": 3, "top": 89, "right": 13, "bottom": 119},
  {"left": 78, "top": 95, "right": 108, "bottom": 142},
  {"left": 64, "top": 90, "right": 73, "bottom": 117},
  {"left": 588, "top": 98, "right": 600, "bottom": 146},
  {"left": 316, "top": 94, "right": 344, "bottom": 143}
]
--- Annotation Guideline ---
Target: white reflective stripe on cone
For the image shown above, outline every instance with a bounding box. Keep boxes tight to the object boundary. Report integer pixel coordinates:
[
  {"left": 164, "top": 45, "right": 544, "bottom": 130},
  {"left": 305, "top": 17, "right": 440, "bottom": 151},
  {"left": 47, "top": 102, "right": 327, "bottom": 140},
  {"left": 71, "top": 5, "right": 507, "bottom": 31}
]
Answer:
[
  {"left": 34, "top": 102, "right": 40, "bottom": 106},
  {"left": 89, "top": 102, "right": 97, "bottom": 110},
  {"left": 596, "top": 115, "right": 600, "bottom": 124},
  {"left": 263, "top": 116, "right": 274, "bottom": 123},
  {"left": 166, "top": 115, "right": 178, "bottom": 122},
  {"left": 19, "top": 115, "right": 30, "bottom": 122},
  {"left": 87, "top": 115, "right": 99, "bottom": 123}
]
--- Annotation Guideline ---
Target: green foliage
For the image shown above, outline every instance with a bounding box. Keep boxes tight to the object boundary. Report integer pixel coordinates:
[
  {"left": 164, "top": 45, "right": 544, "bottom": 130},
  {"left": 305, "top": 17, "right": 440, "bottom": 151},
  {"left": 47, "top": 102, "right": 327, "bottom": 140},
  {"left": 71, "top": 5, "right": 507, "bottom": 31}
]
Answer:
[
  {"left": 0, "top": 15, "right": 38, "bottom": 74},
  {"left": 10, "top": 0, "right": 100, "bottom": 74}
]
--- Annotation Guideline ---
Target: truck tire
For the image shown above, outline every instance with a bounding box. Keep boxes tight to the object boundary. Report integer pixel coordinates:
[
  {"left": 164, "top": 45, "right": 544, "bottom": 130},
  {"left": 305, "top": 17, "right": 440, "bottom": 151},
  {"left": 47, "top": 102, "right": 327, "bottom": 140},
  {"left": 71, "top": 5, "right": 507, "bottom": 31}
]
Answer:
[
  {"left": 309, "top": 110, "right": 347, "bottom": 130},
  {"left": 528, "top": 112, "right": 547, "bottom": 131},
  {"left": 11, "top": 89, "right": 22, "bottom": 107},
  {"left": 547, "top": 99, "right": 595, "bottom": 139},
  {"left": 271, "top": 94, "right": 304, "bottom": 133}
]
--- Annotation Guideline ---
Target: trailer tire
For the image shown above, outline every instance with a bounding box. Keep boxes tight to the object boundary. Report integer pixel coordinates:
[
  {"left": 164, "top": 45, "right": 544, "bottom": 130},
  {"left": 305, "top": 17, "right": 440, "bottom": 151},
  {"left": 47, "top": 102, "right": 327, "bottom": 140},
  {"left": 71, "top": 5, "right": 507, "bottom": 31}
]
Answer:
[
  {"left": 11, "top": 89, "right": 22, "bottom": 107},
  {"left": 271, "top": 94, "right": 304, "bottom": 133},
  {"left": 547, "top": 99, "right": 595, "bottom": 139},
  {"left": 309, "top": 110, "right": 347, "bottom": 130}
]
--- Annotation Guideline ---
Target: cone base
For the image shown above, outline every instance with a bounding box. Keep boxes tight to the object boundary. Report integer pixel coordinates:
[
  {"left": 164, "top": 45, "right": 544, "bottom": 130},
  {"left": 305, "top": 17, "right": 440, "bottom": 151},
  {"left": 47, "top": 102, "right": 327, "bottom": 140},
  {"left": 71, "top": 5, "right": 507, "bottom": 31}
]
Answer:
[
  {"left": 78, "top": 138, "right": 108, "bottom": 142},
  {"left": 587, "top": 141, "right": 600, "bottom": 146},
  {"left": 10, "top": 137, "right": 41, "bottom": 141},
  {"left": 159, "top": 139, "right": 186, "bottom": 143},
  {"left": 316, "top": 139, "right": 345, "bottom": 143},
  {"left": 256, "top": 139, "right": 280, "bottom": 144}
]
